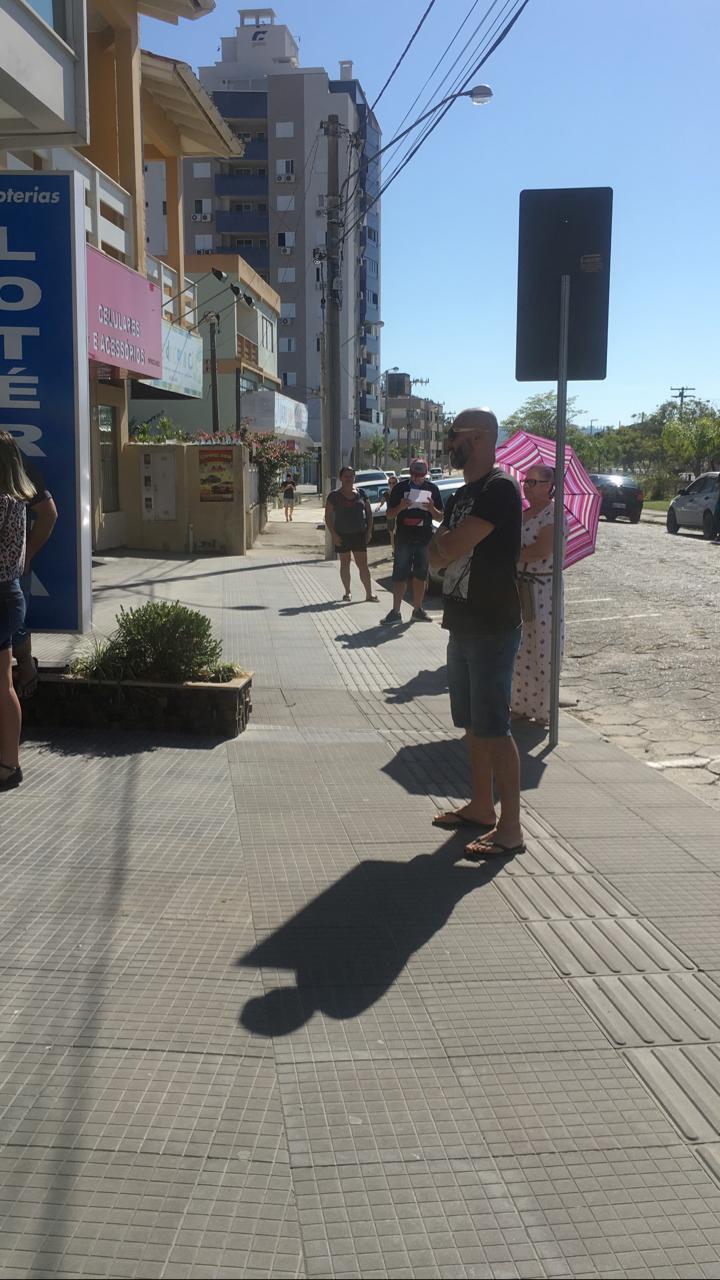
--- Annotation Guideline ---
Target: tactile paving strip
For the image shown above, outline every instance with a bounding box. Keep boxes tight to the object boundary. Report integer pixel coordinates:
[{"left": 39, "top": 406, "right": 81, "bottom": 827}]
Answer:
[
  {"left": 571, "top": 972, "right": 720, "bottom": 1047},
  {"left": 495, "top": 837, "right": 592, "bottom": 876},
  {"left": 626, "top": 1044, "right": 720, "bottom": 1143},
  {"left": 527, "top": 917, "right": 697, "bottom": 977},
  {"left": 496, "top": 873, "right": 637, "bottom": 921}
]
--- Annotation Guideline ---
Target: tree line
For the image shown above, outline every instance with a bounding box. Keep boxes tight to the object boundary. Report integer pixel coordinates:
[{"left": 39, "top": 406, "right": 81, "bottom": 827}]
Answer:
[{"left": 500, "top": 392, "right": 720, "bottom": 498}]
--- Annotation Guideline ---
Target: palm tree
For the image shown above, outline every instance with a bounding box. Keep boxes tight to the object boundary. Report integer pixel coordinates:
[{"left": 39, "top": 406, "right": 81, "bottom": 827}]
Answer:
[{"left": 367, "top": 433, "right": 386, "bottom": 466}]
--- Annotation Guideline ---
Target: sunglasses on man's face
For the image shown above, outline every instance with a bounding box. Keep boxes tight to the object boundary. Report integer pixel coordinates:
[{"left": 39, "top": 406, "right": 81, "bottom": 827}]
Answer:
[{"left": 524, "top": 478, "right": 551, "bottom": 487}]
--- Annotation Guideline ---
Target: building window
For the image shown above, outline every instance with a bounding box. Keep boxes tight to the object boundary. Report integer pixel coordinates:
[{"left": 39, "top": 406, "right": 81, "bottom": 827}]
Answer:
[
  {"left": 277, "top": 231, "right": 295, "bottom": 248},
  {"left": 279, "top": 337, "right": 296, "bottom": 353},
  {"left": 257, "top": 202, "right": 268, "bottom": 213},
  {"left": 193, "top": 162, "right": 211, "bottom": 178},
  {"left": 367, "top": 226, "right": 377, "bottom": 242},
  {"left": 162, "top": 200, "right": 167, "bottom": 216},
  {"left": 366, "top": 258, "right": 378, "bottom": 276},
  {"left": 275, "top": 122, "right": 294, "bottom": 138},
  {"left": 235, "top": 238, "right": 253, "bottom": 248},
  {"left": 194, "top": 198, "right": 212, "bottom": 215},
  {"left": 276, "top": 195, "right": 295, "bottom": 212},
  {"left": 260, "top": 315, "right": 274, "bottom": 351},
  {"left": 277, "top": 267, "right": 296, "bottom": 283},
  {"left": 194, "top": 234, "right": 213, "bottom": 251},
  {"left": 282, "top": 371, "right": 297, "bottom": 388},
  {"left": 281, "top": 302, "right": 296, "bottom": 319},
  {"left": 316, "top": 336, "right": 321, "bottom": 352},
  {"left": 276, "top": 159, "right": 295, "bottom": 177},
  {"left": 370, "top": 291, "right": 379, "bottom": 305}
]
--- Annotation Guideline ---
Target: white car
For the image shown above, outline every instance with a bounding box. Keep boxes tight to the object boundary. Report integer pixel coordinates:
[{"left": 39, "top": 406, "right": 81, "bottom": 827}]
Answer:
[
  {"left": 430, "top": 466, "right": 443, "bottom": 480},
  {"left": 667, "top": 472, "right": 719, "bottom": 538},
  {"left": 354, "top": 468, "right": 388, "bottom": 487}
]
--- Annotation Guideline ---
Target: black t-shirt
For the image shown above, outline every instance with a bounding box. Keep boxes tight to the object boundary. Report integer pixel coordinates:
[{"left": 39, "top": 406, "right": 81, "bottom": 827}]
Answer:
[
  {"left": 283, "top": 481, "right": 296, "bottom": 500},
  {"left": 327, "top": 487, "right": 368, "bottom": 536},
  {"left": 440, "top": 469, "right": 522, "bottom": 635},
  {"left": 388, "top": 478, "right": 442, "bottom": 544}
]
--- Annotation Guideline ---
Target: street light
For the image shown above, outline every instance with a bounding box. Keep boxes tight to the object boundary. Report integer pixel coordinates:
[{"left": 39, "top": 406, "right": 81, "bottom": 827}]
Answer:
[
  {"left": 382, "top": 366, "right": 399, "bottom": 468},
  {"left": 164, "top": 266, "right": 228, "bottom": 319}
]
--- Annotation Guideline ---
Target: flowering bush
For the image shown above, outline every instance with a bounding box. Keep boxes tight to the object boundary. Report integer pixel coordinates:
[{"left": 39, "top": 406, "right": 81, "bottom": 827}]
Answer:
[{"left": 245, "top": 432, "right": 313, "bottom": 503}]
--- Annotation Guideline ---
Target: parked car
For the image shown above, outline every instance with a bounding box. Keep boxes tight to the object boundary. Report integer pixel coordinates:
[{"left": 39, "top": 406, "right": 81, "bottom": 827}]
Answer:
[
  {"left": 588, "top": 473, "right": 644, "bottom": 523},
  {"left": 666, "top": 472, "right": 719, "bottom": 538},
  {"left": 354, "top": 468, "right": 388, "bottom": 488},
  {"left": 427, "top": 476, "right": 467, "bottom": 591},
  {"left": 430, "top": 466, "right": 443, "bottom": 480},
  {"left": 356, "top": 481, "right": 391, "bottom": 537}
]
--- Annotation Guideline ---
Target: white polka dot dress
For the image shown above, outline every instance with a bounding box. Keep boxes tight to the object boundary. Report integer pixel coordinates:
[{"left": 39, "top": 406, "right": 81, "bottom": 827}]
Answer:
[{"left": 511, "top": 502, "right": 565, "bottom": 724}]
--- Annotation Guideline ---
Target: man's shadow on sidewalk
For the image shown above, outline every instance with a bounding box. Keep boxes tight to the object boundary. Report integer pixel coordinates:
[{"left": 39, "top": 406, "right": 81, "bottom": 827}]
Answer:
[
  {"left": 384, "top": 666, "right": 449, "bottom": 702},
  {"left": 237, "top": 838, "right": 512, "bottom": 1037}
]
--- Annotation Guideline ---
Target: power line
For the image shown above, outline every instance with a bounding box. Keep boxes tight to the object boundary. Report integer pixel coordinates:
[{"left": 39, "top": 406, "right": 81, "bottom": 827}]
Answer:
[
  {"left": 370, "top": 0, "right": 440, "bottom": 112},
  {"left": 341, "top": 0, "right": 532, "bottom": 246}
]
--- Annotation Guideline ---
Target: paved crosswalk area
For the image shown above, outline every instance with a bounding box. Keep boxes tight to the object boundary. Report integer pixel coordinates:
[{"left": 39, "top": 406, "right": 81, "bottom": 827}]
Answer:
[{"left": 3, "top": 548, "right": 720, "bottom": 1278}]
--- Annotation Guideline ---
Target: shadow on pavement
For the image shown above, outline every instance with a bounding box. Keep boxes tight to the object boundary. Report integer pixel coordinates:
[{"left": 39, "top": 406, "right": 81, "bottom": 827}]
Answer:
[
  {"left": 384, "top": 666, "right": 449, "bottom": 702},
  {"left": 381, "top": 728, "right": 550, "bottom": 798},
  {"left": 22, "top": 729, "right": 226, "bottom": 757},
  {"left": 93, "top": 557, "right": 324, "bottom": 593},
  {"left": 279, "top": 600, "right": 345, "bottom": 617},
  {"left": 335, "top": 623, "right": 411, "bottom": 649},
  {"left": 237, "top": 838, "right": 513, "bottom": 1036}
]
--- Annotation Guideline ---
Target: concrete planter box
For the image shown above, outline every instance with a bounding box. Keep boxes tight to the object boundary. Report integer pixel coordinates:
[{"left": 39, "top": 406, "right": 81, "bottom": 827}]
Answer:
[{"left": 23, "top": 671, "right": 253, "bottom": 739}]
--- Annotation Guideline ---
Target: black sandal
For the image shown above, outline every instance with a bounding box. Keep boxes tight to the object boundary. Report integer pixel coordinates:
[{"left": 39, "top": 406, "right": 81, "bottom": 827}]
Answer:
[{"left": 0, "top": 764, "right": 22, "bottom": 790}]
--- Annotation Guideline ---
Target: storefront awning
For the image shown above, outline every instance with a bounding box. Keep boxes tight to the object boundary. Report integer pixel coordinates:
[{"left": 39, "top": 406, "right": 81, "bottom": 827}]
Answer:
[{"left": 141, "top": 52, "right": 241, "bottom": 158}]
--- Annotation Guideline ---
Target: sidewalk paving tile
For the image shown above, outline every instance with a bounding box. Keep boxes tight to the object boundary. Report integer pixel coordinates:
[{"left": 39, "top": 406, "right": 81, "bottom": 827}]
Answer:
[
  {"left": 393, "top": 922, "right": 556, "bottom": 985},
  {"left": 604, "top": 874, "right": 720, "bottom": 919},
  {"left": 568, "top": 837, "right": 707, "bottom": 876},
  {"left": 419, "top": 978, "right": 610, "bottom": 1057},
  {"left": 646, "top": 919, "right": 720, "bottom": 972},
  {"left": 452, "top": 1050, "right": 679, "bottom": 1156},
  {"left": 496, "top": 875, "right": 637, "bottom": 922}
]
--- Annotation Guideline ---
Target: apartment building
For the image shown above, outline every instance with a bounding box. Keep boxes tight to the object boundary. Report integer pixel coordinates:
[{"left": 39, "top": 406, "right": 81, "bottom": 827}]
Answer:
[
  {"left": 147, "top": 8, "right": 382, "bottom": 464},
  {"left": 384, "top": 374, "right": 444, "bottom": 466},
  {"left": 1, "top": 0, "right": 237, "bottom": 630}
]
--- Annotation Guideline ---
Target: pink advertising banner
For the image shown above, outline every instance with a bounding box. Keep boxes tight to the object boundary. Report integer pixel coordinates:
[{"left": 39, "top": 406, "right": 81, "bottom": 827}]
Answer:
[{"left": 86, "top": 245, "right": 162, "bottom": 376}]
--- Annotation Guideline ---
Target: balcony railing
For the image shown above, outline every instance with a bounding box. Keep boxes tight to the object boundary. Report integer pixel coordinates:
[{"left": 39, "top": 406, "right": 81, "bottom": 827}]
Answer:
[
  {"left": 146, "top": 255, "right": 197, "bottom": 327},
  {"left": 237, "top": 334, "right": 259, "bottom": 366},
  {"left": 45, "top": 146, "right": 135, "bottom": 264}
]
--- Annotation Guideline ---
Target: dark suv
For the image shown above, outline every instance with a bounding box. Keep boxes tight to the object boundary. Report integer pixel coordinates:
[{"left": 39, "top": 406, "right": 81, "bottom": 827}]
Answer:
[{"left": 589, "top": 473, "right": 644, "bottom": 523}]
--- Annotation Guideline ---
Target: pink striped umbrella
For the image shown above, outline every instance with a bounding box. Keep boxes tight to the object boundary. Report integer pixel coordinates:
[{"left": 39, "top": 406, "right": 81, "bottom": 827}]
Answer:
[{"left": 496, "top": 429, "right": 601, "bottom": 568}]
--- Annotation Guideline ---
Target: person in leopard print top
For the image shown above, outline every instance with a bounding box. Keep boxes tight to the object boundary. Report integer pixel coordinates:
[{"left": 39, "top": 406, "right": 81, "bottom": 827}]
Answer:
[{"left": 0, "top": 432, "right": 36, "bottom": 790}]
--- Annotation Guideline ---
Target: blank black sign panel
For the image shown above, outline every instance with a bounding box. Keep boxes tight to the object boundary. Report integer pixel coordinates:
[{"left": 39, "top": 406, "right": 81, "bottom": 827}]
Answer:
[{"left": 516, "top": 187, "right": 613, "bottom": 381}]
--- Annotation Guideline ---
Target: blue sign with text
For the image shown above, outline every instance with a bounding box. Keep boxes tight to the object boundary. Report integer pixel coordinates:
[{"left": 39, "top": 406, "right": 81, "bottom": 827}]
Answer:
[{"left": 0, "top": 172, "right": 91, "bottom": 631}]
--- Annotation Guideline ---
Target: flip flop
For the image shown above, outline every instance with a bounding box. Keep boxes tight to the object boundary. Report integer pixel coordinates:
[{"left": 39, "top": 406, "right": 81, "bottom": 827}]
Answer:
[
  {"left": 342, "top": 592, "right": 352, "bottom": 602},
  {"left": 465, "top": 838, "right": 526, "bottom": 860},
  {"left": 365, "top": 594, "right": 379, "bottom": 602},
  {"left": 432, "top": 811, "right": 495, "bottom": 832}
]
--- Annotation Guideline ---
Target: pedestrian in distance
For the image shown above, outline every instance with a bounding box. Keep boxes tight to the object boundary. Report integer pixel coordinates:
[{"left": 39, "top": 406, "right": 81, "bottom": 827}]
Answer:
[
  {"left": 324, "top": 466, "right": 379, "bottom": 603},
  {"left": 511, "top": 465, "right": 566, "bottom": 729},
  {"left": 0, "top": 432, "right": 37, "bottom": 791},
  {"left": 12, "top": 459, "right": 57, "bottom": 701},
  {"left": 428, "top": 409, "right": 525, "bottom": 859},
  {"left": 282, "top": 473, "right": 296, "bottom": 522},
  {"left": 383, "top": 458, "right": 443, "bottom": 624}
]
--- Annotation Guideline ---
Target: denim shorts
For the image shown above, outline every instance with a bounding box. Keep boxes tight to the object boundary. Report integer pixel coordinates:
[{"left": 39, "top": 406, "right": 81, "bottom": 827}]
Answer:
[
  {"left": 447, "top": 627, "right": 522, "bottom": 738},
  {"left": 392, "top": 540, "right": 430, "bottom": 582},
  {"left": 0, "top": 580, "right": 26, "bottom": 652}
]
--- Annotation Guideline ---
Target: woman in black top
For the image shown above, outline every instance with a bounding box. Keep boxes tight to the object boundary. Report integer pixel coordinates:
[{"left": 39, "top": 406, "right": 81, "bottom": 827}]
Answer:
[
  {"left": 282, "top": 475, "right": 296, "bottom": 522},
  {"left": 324, "top": 466, "right": 379, "bottom": 602}
]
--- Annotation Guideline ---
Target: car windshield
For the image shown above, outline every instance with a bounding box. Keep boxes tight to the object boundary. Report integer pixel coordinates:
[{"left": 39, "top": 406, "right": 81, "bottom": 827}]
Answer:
[
  {"left": 357, "top": 483, "right": 388, "bottom": 503},
  {"left": 355, "top": 471, "right": 386, "bottom": 483},
  {"left": 599, "top": 474, "right": 637, "bottom": 485}
]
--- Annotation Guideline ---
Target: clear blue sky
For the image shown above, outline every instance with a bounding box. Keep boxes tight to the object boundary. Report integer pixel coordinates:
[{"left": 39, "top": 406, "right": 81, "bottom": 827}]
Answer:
[{"left": 143, "top": 0, "right": 720, "bottom": 428}]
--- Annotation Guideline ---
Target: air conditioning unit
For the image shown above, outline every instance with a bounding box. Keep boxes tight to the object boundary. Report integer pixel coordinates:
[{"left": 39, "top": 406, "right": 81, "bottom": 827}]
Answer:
[
  {"left": 280, "top": 246, "right": 292, "bottom": 256},
  {"left": 201, "top": 213, "right": 212, "bottom": 222},
  {"left": 281, "top": 317, "right": 291, "bottom": 326},
  {"left": 191, "top": 213, "right": 200, "bottom": 222},
  {"left": 275, "top": 174, "right": 285, "bottom": 182},
  {"left": 315, "top": 208, "right": 325, "bottom": 217}
]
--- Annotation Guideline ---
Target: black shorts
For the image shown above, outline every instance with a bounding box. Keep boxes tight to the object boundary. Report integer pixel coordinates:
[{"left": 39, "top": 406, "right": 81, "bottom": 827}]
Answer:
[{"left": 337, "top": 532, "right": 368, "bottom": 553}]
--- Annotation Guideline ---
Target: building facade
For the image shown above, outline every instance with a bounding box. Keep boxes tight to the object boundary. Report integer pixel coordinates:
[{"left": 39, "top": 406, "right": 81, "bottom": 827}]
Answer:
[
  {"left": 147, "top": 8, "right": 382, "bottom": 465},
  {"left": 1, "top": 0, "right": 239, "bottom": 576},
  {"left": 384, "top": 374, "right": 444, "bottom": 466}
]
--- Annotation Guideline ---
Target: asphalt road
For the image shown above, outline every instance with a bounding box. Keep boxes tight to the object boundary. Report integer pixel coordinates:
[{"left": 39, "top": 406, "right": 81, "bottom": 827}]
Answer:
[{"left": 367, "top": 514, "right": 720, "bottom": 806}]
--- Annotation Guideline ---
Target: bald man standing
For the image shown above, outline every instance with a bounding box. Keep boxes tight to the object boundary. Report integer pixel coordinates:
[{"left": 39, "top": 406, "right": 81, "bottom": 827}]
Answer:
[{"left": 428, "top": 409, "right": 525, "bottom": 858}]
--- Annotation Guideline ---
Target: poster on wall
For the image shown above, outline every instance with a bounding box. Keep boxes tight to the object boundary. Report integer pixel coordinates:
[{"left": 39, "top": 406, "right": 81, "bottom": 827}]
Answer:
[
  {"left": 0, "top": 171, "right": 92, "bottom": 631},
  {"left": 199, "top": 448, "right": 234, "bottom": 502},
  {"left": 141, "top": 449, "right": 176, "bottom": 521}
]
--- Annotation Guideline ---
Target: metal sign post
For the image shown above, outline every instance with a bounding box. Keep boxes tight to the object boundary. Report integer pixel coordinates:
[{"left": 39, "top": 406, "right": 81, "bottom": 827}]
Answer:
[{"left": 549, "top": 274, "right": 570, "bottom": 749}]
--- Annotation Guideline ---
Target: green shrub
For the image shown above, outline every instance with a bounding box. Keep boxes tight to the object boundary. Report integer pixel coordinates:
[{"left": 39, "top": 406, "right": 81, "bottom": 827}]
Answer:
[{"left": 71, "top": 601, "right": 229, "bottom": 684}]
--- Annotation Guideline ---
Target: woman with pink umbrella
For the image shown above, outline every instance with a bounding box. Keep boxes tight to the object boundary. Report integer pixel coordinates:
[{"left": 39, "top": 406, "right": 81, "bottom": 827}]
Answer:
[{"left": 511, "top": 464, "right": 565, "bottom": 728}]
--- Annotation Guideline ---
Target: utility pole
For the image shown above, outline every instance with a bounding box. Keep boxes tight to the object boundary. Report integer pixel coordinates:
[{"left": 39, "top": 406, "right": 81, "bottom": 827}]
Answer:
[
  {"left": 325, "top": 114, "right": 341, "bottom": 494},
  {"left": 208, "top": 314, "right": 220, "bottom": 435},
  {"left": 671, "top": 386, "right": 695, "bottom": 424}
]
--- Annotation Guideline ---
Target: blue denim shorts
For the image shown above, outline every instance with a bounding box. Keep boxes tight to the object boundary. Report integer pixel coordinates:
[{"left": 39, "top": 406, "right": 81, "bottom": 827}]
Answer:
[
  {"left": 447, "top": 627, "right": 522, "bottom": 738},
  {"left": 0, "top": 580, "right": 26, "bottom": 652},
  {"left": 392, "top": 540, "right": 430, "bottom": 582}
]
